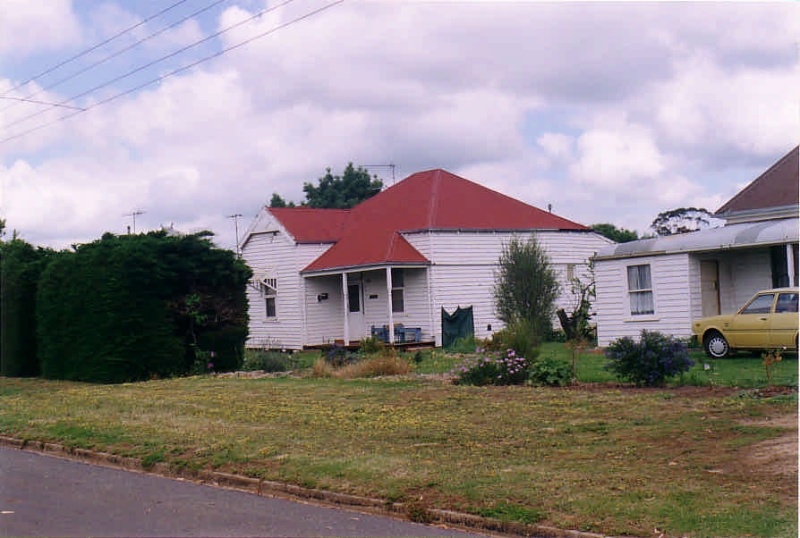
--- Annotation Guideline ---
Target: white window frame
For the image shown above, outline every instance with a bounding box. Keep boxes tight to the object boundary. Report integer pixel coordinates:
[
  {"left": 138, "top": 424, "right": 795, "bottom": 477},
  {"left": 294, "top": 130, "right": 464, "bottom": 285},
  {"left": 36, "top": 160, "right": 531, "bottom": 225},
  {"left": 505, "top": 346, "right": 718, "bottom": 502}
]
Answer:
[
  {"left": 262, "top": 277, "right": 277, "bottom": 319},
  {"left": 627, "top": 264, "right": 654, "bottom": 316}
]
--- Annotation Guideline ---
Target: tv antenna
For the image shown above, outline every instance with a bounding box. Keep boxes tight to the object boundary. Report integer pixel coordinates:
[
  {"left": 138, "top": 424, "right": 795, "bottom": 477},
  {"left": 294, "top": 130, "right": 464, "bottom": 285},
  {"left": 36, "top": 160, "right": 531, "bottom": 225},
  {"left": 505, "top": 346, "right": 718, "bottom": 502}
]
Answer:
[
  {"left": 361, "top": 163, "right": 397, "bottom": 185},
  {"left": 123, "top": 209, "right": 145, "bottom": 234},
  {"left": 227, "top": 213, "right": 243, "bottom": 257}
]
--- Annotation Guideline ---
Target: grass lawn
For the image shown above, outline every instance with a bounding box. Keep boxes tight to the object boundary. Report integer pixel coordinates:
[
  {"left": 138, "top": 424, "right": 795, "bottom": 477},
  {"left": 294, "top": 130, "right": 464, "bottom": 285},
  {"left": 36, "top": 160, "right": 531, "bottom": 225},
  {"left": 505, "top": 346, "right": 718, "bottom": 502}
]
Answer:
[{"left": 0, "top": 344, "right": 797, "bottom": 538}]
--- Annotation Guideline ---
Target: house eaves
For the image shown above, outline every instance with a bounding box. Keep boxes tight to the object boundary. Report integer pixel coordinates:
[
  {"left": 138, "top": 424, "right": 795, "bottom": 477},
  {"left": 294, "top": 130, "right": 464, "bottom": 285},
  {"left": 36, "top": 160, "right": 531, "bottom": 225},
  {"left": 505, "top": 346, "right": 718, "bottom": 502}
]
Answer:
[
  {"left": 301, "top": 261, "right": 431, "bottom": 278},
  {"left": 594, "top": 217, "right": 799, "bottom": 261}
]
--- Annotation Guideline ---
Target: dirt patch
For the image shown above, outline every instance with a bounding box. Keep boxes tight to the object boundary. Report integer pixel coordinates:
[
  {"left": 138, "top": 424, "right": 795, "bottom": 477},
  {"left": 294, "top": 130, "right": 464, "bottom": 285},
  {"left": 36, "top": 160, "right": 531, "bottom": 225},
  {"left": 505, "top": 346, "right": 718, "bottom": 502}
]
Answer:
[{"left": 742, "top": 413, "right": 799, "bottom": 477}]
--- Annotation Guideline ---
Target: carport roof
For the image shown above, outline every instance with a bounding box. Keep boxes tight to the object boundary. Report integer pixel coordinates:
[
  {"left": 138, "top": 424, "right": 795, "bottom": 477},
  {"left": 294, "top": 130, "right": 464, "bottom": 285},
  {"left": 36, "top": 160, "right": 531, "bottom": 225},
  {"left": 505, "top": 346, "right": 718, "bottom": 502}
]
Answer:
[{"left": 594, "top": 217, "right": 799, "bottom": 261}]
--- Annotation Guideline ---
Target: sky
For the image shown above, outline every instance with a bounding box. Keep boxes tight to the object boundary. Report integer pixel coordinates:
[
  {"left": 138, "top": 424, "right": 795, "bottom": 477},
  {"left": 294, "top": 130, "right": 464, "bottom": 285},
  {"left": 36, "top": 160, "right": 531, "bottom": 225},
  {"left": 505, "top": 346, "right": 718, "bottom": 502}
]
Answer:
[{"left": 1, "top": 0, "right": 798, "bottom": 252}]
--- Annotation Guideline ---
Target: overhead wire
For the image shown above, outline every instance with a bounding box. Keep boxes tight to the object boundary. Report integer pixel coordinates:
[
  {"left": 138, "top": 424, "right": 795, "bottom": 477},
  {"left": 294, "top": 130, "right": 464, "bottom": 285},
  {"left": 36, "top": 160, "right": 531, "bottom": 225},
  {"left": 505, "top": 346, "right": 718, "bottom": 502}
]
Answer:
[
  {"left": 0, "top": 0, "right": 345, "bottom": 146},
  {"left": 0, "top": 0, "right": 193, "bottom": 99},
  {"left": 0, "top": 0, "right": 231, "bottom": 115},
  {"left": 2, "top": 0, "right": 298, "bottom": 131}
]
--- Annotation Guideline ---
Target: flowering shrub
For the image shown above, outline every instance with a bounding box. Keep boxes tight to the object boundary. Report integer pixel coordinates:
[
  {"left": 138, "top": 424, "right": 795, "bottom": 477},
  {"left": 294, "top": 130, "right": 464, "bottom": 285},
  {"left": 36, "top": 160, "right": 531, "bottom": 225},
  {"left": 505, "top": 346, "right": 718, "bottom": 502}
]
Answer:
[
  {"left": 453, "top": 348, "right": 529, "bottom": 386},
  {"left": 604, "top": 330, "right": 694, "bottom": 387}
]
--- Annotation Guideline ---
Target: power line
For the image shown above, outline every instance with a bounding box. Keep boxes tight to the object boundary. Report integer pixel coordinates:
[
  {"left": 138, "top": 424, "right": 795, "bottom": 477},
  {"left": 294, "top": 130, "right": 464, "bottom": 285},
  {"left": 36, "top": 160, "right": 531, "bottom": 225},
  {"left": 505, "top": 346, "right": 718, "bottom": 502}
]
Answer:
[
  {"left": 0, "top": 0, "right": 345, "bottom": 146},
  {"left": 0, "top": 0, "right": 231, "bottom": 116},
  {"left": 0, "top": 0, "right": 193, "bottom": 99},
  {"left": 0, "top": 97, "right": 85, "bottom": 111},
  {"left": 2, "top": 0, "right": 297, "bottom": 131}
]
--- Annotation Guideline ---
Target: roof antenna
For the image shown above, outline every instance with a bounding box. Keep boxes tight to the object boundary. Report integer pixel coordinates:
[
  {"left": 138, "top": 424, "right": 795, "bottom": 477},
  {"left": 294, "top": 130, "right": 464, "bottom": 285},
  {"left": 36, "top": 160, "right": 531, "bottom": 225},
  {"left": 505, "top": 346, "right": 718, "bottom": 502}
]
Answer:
[
  {"left": 361, "top": 163, "right": 397, "bottom": 186},
  {"left": 548, "top": 203, "right": 552, "bottom": 213}
]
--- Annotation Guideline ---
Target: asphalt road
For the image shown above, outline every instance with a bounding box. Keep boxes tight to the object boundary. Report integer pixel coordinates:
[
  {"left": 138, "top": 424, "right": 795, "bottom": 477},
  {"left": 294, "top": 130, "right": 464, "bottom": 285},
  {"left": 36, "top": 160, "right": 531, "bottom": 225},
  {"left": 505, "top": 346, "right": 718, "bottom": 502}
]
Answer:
[{"left": 0, "top": 447, "right": 489, "bottom": 537}]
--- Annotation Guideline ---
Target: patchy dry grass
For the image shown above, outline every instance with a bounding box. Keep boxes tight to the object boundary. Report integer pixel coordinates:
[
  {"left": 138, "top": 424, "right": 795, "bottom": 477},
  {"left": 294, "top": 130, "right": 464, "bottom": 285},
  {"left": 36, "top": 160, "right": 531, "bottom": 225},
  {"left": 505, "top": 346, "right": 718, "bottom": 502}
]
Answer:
[
  {"left": 310, "top": 356, "right": 413, "bottom": 379},
  {"left": 0, "top": 375, "right": 796, "bottom": 537}
]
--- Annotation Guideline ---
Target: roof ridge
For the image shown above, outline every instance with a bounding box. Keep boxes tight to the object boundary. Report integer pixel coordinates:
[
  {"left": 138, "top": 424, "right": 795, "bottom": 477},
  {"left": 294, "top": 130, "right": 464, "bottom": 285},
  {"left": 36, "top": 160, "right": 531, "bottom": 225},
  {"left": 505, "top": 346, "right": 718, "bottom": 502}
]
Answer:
[{"left": 716, "top": 146, "right": 799, "bottom": 215}]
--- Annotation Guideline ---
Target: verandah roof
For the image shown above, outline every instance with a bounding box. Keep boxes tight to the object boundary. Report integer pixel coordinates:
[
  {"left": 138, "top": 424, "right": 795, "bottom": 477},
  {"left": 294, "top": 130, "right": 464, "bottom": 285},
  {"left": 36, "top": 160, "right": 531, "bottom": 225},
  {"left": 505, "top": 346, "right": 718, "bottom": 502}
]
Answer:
[{"left": 594, "top": 217, "right": 798, "bottom": 261}]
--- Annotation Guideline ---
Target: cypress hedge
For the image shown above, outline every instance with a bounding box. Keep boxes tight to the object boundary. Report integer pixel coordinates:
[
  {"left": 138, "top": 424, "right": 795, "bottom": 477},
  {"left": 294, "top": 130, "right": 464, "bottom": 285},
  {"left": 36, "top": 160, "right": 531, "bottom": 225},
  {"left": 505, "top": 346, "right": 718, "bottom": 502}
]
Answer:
[
  {"left": 0, "top": 239, "right": 54, "bottom": 377},
  {"left": 37, "top": 231, "right": 251, "bottom": 383}
]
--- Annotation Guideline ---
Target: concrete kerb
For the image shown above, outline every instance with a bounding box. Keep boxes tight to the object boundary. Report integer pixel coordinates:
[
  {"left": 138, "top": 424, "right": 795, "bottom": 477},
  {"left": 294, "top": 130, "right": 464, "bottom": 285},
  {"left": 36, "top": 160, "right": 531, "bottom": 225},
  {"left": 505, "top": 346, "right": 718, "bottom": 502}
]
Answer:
[{"left": 0, "top": 435, "right": 616, "bottom": 538}]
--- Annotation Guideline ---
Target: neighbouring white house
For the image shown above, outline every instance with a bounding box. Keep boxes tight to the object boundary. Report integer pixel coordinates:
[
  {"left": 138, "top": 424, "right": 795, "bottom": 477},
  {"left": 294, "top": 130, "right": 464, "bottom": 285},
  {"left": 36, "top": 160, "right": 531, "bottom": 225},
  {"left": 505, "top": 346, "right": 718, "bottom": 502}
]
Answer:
[
  {"left": 240, "top": 169, "right": 612, "bottom": 350},
  {"left": 594, "top": 146, "right": 799, "bottom": 347}
]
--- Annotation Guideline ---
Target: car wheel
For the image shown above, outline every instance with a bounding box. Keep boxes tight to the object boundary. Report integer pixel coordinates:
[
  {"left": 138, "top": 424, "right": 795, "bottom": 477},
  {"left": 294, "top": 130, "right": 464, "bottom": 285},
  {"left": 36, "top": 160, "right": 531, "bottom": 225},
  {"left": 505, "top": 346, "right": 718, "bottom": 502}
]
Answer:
[{"left": 703, "top": 331, "right": 730, "bottom": 358}]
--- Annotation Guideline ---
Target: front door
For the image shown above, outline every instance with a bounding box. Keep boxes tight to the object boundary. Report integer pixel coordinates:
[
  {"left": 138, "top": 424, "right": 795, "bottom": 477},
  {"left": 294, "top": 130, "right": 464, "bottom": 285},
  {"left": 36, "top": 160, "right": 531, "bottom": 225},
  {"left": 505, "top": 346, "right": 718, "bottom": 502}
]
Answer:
[
  {"left": 700, "top": 260, "right": 720, "bottom": 317},
  {"left": 346, "top": 278, "right": 365, "bottom": 341}
]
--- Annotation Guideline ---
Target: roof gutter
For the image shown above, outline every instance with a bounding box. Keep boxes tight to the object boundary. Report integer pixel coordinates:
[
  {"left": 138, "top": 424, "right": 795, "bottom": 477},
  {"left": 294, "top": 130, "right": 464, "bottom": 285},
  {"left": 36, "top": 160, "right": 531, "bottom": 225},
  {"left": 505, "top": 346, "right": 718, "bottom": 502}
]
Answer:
[{"left": 301, "top": 261, "right": 431, "bottom": 278}]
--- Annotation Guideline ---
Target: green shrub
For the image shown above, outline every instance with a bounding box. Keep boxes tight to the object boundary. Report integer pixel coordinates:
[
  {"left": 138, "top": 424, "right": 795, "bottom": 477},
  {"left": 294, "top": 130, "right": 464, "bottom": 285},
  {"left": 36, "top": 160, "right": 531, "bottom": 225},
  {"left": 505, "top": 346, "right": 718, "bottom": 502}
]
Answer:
[
  {"left": 447, "top": 335, "right": 479, "bottom": 354},
  {"left": 487, "top": 322, "right": 541, "bottom": 364},
  {"left": 358, "top": 336, "right": 385, "bottom": 355},
  {"left": 242, "top": 350, "right": 295, "bottom": 372},
  {"left": 604, "top": 330, "right": 694, "bottom": 387},
  {"left": 528, "top": 354, "right": 573, "bottom": 386},
  {"left": 325, "top": 343, "right": 358, "bottom": 367}
]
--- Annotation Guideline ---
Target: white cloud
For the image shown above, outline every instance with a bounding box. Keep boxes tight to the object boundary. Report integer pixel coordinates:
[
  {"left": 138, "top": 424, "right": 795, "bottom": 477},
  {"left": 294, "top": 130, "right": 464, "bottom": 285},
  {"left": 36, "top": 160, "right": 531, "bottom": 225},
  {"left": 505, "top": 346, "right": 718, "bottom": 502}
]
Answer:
[
  {"left": 0, "top": 1, "right": 797, "bottom": 251},
  {"left": 569, "top": 121, "right": 665, "bottom": 188},
  {"left": 0, "top": 0, "right": 81, "bottom": 57}
]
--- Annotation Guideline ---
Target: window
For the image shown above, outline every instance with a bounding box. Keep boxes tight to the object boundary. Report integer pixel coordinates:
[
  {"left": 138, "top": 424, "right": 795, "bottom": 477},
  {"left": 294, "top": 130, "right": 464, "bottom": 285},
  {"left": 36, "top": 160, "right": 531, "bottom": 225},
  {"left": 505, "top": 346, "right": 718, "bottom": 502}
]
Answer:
[
  {"left": 263, "top": 278, "right": 277, "bottom": 318},
  {"left": 391, "top": 268, "right": 404, "bottom": 313},
  {"left": 627, "top": 264, "right": 654, "bottom": 315},
  {"left": 775, "top": 293, "right": 798, "bottom": 314},
  {"left": 741, "top": 293, "right": 775, "bottom": 315}
]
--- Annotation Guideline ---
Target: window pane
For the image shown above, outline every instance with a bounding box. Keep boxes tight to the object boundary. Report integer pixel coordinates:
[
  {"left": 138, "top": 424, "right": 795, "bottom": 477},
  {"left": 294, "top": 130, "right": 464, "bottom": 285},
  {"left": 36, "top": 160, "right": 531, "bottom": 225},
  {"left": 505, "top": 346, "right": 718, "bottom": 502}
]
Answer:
[
  {"left": 348, "top": 284, "right": 360, "bottom": 313},
  {"left": 391, "top": 268, "right": 404, "bottom": 287},
  {"left": 266, "top": 297, "right": 276, "bottom": 318},
  {"left": 627, "top": 266, "right": 639, "bottom": 289},
  {"left": 627, "top": 265, "right": 651, "bottom": 291},
  {"left": 776, "top": 293, "right": 798, "bottom": 313},
  {"left": 630, "top": 291, "right": 654, "bottom": 315},
  {"left": 741, "top": 294, "right": 775, "bottom": 314},
  {"left": 639, "top": 265, "right": 651, "bottom": 289},
  {"left": 391, "top": 288, "right": 404, "bottom": 313}
]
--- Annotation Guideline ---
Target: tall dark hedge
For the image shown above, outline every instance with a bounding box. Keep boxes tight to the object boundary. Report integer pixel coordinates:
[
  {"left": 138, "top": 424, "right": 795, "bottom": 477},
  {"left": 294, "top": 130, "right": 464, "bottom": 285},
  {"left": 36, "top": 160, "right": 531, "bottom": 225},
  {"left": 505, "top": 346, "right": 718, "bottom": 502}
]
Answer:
[
  {"left": 0, "top": 239, "right": 54, "bottom": 377},
  {"left": 37, "top": 231, "right": 251, "bottom": 383}
]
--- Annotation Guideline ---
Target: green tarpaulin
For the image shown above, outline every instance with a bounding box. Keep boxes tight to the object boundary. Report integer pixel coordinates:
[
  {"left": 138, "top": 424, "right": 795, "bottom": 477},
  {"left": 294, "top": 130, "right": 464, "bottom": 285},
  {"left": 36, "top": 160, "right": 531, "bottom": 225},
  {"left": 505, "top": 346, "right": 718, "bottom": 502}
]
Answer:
[{"left": 442, "top": 306, "right": 474, "bottom": 348}]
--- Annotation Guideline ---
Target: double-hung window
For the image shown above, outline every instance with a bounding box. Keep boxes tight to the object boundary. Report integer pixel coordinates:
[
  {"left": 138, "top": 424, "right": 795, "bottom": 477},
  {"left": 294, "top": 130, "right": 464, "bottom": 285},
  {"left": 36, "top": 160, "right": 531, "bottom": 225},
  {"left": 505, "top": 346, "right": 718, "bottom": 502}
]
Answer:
[
  {"left": 627, "top": 264, "right": 654, "bottom": 315},
  {"left": 391, "top": 268, "right": 405, "bottom": 313},
  {"left": 263, "top": 277, "right": 277, "bottom": 318}
]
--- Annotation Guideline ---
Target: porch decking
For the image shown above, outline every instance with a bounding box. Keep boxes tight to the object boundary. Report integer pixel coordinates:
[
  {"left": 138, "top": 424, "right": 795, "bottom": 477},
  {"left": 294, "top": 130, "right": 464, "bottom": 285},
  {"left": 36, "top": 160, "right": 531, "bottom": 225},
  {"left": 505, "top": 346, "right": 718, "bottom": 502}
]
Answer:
[{"left": 305, "top": 340, "right": 435, "bottom": 352}]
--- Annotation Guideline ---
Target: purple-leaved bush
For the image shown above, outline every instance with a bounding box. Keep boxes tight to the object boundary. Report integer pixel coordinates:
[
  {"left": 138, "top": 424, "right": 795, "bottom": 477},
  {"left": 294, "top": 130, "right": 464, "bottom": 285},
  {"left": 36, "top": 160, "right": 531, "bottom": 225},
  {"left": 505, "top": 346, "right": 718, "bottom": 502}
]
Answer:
[{"left": 604, "top": 330, "right": 694, "bottom": 387}]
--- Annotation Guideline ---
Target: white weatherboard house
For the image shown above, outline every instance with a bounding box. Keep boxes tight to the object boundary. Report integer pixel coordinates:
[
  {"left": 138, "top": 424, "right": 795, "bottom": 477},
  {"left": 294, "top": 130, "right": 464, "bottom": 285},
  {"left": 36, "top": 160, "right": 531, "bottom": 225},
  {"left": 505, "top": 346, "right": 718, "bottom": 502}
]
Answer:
[
  {"left": 594, "top": 146, "right": 799, "bottom": 347},
  {"left": 241, "top": 169, "right": 612, "bottom": 350}
]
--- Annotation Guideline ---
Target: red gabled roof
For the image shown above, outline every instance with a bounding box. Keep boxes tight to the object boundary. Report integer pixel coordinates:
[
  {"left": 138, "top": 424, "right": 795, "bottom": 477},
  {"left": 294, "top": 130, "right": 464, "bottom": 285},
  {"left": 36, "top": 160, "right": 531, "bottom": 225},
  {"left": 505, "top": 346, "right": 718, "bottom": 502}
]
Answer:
[
  {"left": 268, "top": 207, "right": 350, "bottom": 243},
  {"left": 270, "top": 169, "right": 589, "bottom": 273},
  {"left": 715, "top": 146, "right": 799, "bottom": 216}
]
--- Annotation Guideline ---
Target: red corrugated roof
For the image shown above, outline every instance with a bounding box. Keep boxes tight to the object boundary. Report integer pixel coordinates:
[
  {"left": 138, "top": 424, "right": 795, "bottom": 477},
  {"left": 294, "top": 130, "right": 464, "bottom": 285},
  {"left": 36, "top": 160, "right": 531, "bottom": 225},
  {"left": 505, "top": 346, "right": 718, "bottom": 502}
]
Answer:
[
  {"left": 268, "top": 207, "right": 350, "bottom": 243},
  {"left": 271, "top": 169, "right": 588, "bottom": 273}
]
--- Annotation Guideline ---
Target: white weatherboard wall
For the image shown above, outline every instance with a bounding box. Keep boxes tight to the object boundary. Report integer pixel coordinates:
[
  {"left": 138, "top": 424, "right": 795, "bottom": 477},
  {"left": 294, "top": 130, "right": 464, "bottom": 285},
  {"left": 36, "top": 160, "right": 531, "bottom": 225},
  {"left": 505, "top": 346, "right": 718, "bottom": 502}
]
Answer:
[
  {"left": 406, "top": 230, "right": 611, "bottom": 346},
  {"left": 595, "top": 253, "right": 693, "bottom": 347},
  {"left": 242, "top": 214, "right": 333, "bottom": 350}
]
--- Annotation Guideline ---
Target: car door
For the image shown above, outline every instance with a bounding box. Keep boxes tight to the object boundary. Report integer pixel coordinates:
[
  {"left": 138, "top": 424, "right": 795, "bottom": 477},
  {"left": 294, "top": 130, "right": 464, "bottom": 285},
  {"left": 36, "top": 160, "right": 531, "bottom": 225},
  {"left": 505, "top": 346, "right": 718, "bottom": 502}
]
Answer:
[
  {"left": 769, "top": 292, "right": 798, "bottom": 348},
  {"left": 726, "top": 293, "right": 775, "bottom": 349}
]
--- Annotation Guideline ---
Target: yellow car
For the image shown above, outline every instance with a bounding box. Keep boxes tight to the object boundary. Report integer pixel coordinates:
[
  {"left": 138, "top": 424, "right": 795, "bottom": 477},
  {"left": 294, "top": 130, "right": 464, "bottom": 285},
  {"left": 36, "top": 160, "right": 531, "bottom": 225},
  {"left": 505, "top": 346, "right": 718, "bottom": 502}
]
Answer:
[{"left": 692, "top": 288, "right": 799, "bottom": 358}]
